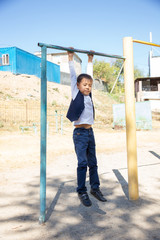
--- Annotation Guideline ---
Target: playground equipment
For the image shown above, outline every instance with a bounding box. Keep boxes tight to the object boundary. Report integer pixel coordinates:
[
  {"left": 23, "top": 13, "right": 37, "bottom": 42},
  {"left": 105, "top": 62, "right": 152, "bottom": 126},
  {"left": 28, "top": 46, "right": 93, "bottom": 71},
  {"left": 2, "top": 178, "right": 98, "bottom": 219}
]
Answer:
[
  {"left": 48, "top": 110, "right": 64, "bottom": 135},
  {"left": 38, "top": 43, "right": 126, "bottom": 224},
  {"left": 38, "top": 43, "right": 125, "bottom": 59},
  {"left": 38, "top": 38, "right": 160, "bottom": 223},
  {"left": 123, "top": 37, "right": 139, "bottom": 201}
]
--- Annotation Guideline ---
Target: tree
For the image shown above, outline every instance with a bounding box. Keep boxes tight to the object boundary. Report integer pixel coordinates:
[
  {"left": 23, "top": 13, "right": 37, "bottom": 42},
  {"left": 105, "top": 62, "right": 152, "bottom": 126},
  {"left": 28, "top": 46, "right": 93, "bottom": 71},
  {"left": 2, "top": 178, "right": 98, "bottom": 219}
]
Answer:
[
  {"left": 93, "top": 59, "right": 121, "bottom": 91},
  {"left": 93, "top": 59, "right": 115, "bottom": 85},
  {"left": 93, "top": 59, "right": 110, "bottom": 80},
  {"left": 93, "top": 59, "right": 144, "bottom": 93},
  {"left": 134, "top": 66, "right": 144, "bottom": 79},
  {"left": 110, "top": 59, "right": 124, "bottom": 93},
  {"left": 112, "top": 59, "right": 124, "bottom": 72},
  {"left": 113, "top": 59, "right": 144, "bottom": 79}
]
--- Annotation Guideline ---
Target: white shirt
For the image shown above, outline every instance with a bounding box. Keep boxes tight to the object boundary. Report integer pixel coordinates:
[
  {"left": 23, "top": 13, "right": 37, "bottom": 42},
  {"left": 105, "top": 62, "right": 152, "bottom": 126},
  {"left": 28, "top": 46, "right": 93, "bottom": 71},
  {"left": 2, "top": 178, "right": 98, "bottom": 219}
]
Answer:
[{"left": 69, "top": 61, "right": 94, "bottom": 126}]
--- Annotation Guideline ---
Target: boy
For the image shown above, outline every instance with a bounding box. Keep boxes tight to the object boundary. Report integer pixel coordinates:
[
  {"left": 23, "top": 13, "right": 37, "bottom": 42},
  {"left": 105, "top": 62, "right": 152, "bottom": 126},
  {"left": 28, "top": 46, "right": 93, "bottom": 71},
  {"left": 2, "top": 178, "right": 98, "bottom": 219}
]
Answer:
[{"left": 66, "top": 50, "right": 107, "bottom": 207}]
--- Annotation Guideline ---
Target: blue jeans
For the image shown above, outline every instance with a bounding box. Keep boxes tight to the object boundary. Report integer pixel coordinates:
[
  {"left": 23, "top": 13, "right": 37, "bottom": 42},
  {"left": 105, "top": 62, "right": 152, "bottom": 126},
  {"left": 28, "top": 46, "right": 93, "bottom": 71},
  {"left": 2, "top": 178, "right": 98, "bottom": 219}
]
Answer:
[{"left": 73, "top": 127, "right": 100, "bottom": 193}]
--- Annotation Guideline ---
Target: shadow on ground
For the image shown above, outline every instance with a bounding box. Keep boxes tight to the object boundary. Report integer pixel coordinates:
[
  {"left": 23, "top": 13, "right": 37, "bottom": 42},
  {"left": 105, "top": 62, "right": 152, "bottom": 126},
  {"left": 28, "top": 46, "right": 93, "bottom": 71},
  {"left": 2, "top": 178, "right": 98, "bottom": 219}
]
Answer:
[{"left": 0, "top": 149, "right": 160, "bottom": 240}]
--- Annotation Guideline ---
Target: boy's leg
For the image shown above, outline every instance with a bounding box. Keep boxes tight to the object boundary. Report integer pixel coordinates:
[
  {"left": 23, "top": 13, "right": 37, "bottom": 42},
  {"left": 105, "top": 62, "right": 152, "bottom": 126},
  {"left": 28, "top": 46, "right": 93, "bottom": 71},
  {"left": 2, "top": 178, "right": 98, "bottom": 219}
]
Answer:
[
  {"left": 73, "top": 128, "right": 88, "bottom": 193},
  {"left": 73, "top": 128, "right": 92, "bottom": 206},
  {"left": 87, "top": 128, "right": 100, "bottom": 189},
  {"left": 87, "top": 128, "right": 107, "bottom": 202}
]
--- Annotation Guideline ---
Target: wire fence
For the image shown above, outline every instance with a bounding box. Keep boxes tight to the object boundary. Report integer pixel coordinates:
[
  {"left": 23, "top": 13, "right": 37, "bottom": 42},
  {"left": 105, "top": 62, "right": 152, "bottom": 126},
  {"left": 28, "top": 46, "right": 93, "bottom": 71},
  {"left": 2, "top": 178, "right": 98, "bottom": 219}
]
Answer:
[
  {"left": 0, "top": 101, "right": 40, "bottom": 124},
  {"left": 1, "top": 100, "right": 159, "bottom": 133},
  {"left": 0, "top": 100, "right": 72, "bottom": 134}
]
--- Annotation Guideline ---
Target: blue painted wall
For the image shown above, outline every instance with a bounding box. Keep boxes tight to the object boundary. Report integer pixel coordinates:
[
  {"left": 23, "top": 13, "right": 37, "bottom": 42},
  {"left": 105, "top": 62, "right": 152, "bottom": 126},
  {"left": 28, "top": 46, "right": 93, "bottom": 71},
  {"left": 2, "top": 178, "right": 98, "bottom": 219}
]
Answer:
[
  {"left": 15, "top": 47, "right": 41, "bottom": 77},
  {"left": 0, "top": 47, "right": 60, "bottom": 83}
]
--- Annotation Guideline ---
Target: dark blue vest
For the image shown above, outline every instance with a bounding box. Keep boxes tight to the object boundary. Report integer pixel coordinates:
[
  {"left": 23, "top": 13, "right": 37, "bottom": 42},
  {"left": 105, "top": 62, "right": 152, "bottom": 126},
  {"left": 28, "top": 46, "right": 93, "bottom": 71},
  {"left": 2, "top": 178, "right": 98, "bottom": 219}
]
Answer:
[{"left": 66, "top": 91, "right": 94, "bottom": 122}]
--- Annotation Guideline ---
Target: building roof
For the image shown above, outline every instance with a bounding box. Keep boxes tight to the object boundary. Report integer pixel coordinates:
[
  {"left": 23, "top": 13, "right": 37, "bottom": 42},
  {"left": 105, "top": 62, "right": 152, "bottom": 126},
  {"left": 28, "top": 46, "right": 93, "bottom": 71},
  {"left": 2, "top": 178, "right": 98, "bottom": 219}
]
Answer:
[{"left": 135, "top": 76, "right": 160, "bottom": 82}]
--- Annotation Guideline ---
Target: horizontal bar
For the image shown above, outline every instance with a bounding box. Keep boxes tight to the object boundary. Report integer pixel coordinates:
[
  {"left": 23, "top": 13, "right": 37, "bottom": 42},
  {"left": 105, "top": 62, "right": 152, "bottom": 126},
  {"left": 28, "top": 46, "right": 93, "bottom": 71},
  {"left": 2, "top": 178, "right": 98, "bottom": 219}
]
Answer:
[
  {"left": 133, "top": 39, "right": 160, "bottom": 48},
  {"left": 38, "top": 43, "right": 125, "bottom": 60}
]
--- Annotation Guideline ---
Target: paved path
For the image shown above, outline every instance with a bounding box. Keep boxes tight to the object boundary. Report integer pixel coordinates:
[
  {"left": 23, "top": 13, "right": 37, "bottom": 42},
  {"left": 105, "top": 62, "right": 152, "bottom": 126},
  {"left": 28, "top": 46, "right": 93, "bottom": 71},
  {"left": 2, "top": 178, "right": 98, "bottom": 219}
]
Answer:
[{"left": 0, "top": 144, "right": 160, "bottom": 240}]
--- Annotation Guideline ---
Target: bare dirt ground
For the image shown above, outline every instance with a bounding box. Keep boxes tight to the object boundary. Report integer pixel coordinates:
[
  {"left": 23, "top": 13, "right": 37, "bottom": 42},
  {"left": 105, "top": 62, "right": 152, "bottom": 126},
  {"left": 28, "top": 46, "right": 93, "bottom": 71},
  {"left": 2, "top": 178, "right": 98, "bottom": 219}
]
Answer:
[
  {"left": 0, "top": 127, "right": 160, "bottom": 173},
  {"left": 0, "top": 128, "right": 160, "bottom": 240},
  {"left": 0, "top": 124, "right": 160, "bottom": 171}
]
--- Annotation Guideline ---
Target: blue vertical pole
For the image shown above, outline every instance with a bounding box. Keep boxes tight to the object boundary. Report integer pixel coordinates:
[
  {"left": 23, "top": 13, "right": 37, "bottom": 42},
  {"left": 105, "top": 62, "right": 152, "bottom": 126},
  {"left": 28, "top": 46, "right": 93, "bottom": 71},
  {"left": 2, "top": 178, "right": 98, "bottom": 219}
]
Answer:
[
  {"left": 39, "top": 46, "right": 47, "bottom": 224},
  {"left": 61, "top": 115, "right": 63, "bottom": 135},
  {"left": 55, "top": 110, "right": 58, "bottom": 133}
]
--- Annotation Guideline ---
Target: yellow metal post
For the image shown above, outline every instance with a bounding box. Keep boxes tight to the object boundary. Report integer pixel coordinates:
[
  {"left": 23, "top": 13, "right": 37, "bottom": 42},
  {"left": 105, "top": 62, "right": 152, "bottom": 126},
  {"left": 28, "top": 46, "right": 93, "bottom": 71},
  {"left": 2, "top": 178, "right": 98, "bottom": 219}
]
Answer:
[
  {"left": 133, "top": 39, "right": 160, "bottom": 48},
  {"left": 123, "top": 37, "right": 139, "bottom": 200}
]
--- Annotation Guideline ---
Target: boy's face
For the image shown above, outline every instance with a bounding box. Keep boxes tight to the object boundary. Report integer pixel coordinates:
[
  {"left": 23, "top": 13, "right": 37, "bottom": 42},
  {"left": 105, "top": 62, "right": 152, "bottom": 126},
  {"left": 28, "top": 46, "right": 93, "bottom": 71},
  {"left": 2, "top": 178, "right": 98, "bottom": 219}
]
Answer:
[{"left": 77, "top": 78, "right": 93, "bottom": 96}]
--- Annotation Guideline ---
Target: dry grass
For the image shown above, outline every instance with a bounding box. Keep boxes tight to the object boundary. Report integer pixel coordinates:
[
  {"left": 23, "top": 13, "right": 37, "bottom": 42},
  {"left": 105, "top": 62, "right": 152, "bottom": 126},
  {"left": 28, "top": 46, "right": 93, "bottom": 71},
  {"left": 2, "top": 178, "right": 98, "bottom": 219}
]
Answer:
[
  {"left": 0, "top": 71, "right": 119, "bottom": 132},
  {"left": 0, "top": 71, "right": 159, "bottom": 132}
]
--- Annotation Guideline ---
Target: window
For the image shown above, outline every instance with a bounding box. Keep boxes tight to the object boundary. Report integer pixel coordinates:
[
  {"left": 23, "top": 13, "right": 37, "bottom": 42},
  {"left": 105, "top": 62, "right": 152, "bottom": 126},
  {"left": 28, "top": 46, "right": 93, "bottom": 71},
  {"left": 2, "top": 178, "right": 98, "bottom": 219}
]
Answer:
[{"left": 2, "top": 54, "right": 9, "bottom": 65}]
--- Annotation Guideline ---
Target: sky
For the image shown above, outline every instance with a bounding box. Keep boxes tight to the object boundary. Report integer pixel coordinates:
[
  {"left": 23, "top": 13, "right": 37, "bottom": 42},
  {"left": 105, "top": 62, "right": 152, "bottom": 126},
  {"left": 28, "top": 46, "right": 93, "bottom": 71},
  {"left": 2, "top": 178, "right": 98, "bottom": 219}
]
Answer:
[{"left": 1, "top": 0, "right": 160, "bottom": 75}]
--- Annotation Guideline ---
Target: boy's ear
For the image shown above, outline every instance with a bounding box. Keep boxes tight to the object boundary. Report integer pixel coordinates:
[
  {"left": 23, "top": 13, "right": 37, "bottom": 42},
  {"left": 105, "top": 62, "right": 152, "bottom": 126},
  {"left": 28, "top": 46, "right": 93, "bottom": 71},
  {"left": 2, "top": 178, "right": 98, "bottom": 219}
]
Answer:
[{"left": 77, "top": 82, "right": 80, "bottom": 89}]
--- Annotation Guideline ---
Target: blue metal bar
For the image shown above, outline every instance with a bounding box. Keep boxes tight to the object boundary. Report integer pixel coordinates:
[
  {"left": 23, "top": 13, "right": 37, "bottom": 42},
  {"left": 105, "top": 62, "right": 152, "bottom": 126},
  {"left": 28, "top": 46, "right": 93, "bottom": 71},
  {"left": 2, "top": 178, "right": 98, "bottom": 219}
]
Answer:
[
  {"left": 38, "top": 43, "right": 125, "bottom": 60},
  {"left": 39, "top": 46, "right": 47, "bottom": 224},
  {"left": 55, "top": 110, "right": 58, "bottom": 133}
]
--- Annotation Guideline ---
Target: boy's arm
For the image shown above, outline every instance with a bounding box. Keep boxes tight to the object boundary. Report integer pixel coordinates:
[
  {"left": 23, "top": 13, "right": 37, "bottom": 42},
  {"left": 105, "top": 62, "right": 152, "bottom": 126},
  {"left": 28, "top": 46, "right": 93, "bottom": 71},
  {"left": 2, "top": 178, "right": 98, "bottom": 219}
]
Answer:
[
  {"left": 68, "top": 51, "right": 79, "bottom": 100},
  {"left": 87, "top": 53, "right": 94, "bottom": 78}
]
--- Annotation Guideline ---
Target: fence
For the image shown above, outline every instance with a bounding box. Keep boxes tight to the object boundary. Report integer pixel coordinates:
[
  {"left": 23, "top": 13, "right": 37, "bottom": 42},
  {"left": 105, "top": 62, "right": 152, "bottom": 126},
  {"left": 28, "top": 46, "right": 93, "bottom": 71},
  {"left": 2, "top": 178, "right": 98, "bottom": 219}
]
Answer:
[
  {"left": 0, "top": 100, "right": 40, "bottom": 124},
  {"left": 1, "top": 100, "right": 159, "bottom": 132},
  {"left": 0, "top": 100, "right": 71, "bottom": 133}
]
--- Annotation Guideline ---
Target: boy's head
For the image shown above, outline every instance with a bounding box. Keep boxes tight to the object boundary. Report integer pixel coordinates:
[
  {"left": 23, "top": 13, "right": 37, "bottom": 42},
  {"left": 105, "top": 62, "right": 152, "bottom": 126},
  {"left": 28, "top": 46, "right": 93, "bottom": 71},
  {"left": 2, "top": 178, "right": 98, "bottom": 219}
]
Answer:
[{"left": 77, "top": 74, "right": 93, "bottom": 96}]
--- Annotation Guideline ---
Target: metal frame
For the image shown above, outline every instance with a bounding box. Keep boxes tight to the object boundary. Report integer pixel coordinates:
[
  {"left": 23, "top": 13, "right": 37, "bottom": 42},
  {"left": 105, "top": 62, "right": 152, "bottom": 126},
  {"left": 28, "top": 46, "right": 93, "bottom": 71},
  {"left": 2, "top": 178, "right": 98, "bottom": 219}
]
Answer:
[
  {"left": 133, "top": 39, "right": 160, "bottom": 48},
  {"left": 38, "top": 39, "right": 160, "bottom": 223},
  {"left": 38, "top": 42, "right": 125, "bottom": 224},
  {"left": 38, "top": 43, "right": 125, "bottom": 60},
  {"left": 39, "top": 46, "right": 47, "bottom": 224},
  {"left": 123, "top": 38, "right": 160, "bottom": 201}
]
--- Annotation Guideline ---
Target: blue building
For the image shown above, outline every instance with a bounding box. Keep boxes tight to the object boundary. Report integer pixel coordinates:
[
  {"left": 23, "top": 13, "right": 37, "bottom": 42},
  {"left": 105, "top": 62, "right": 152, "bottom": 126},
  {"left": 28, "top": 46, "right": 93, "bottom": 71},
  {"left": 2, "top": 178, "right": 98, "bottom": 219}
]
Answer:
[{"left": 0, "top": 47, "right": 60, "bottom": 83}]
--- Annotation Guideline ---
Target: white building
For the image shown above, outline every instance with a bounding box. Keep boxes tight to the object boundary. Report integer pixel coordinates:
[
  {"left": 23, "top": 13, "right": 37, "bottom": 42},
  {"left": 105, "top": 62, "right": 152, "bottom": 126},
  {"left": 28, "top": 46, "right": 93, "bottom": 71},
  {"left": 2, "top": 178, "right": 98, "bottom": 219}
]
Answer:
[
  {"left": 35, "top": 51, "right": 82, "bottom": 75},
  {"left": 135, "top": 47, "right": 160, "bottom": 112},
  {"left": 149, "top": 32, "right": 160, "bottom": 77},
  {"left": 149, "top": 50, "right": 160, "bottom": 77}
]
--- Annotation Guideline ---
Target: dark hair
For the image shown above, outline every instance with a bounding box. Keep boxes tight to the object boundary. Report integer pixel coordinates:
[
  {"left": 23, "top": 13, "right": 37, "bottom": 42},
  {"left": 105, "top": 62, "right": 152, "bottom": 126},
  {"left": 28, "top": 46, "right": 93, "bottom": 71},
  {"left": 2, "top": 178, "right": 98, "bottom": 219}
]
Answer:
[{"left": 77, "top": 73, "right": 93, "bottom": 83}]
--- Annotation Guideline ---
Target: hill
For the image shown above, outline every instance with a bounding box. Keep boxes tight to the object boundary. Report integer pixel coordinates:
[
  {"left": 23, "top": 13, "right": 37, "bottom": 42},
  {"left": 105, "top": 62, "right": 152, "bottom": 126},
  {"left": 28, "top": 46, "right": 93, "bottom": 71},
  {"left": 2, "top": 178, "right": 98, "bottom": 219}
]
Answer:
[{"left": 0, "top": 71, "right": 119, "bottom": 131}]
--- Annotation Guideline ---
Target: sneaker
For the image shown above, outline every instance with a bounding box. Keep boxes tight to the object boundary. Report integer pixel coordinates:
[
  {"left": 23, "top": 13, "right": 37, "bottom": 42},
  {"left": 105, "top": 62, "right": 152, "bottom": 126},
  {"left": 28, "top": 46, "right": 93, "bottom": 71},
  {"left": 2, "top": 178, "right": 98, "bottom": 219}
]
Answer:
[
  {"left": 78, "top": 192, "right": 92, "bottom": 207},
  {"left": 90, "top": 189, "right": 107, "bottom": 202}
]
